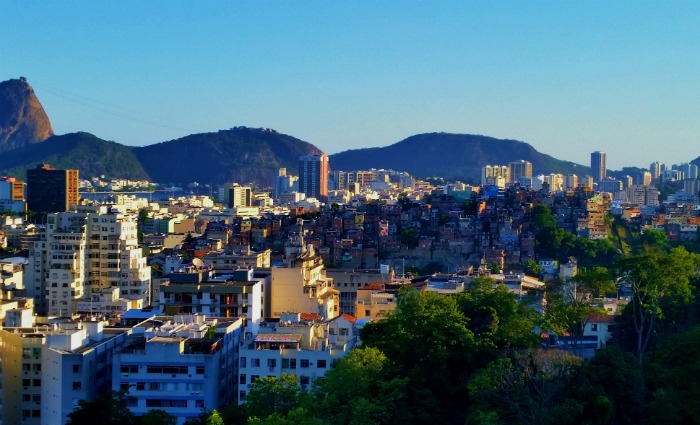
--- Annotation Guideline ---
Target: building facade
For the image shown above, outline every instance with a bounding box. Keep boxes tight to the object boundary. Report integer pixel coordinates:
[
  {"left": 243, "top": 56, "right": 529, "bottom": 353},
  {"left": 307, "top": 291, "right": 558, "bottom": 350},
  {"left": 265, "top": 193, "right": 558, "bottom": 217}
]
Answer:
[
  {"left": 26, "top": 164, "right": 79, "bottom": 213},
  {"left": 591, "top": 151, "right": 606, "bottom": 183},
  {"left": 298, "top": 154, "right": 328, "bottom": 203}
]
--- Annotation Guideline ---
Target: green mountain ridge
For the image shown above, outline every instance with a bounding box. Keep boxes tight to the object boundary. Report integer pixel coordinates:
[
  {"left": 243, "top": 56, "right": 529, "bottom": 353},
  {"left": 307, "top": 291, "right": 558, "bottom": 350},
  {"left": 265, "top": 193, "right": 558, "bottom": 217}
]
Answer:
[
  {"left": 0, "top": 132, "right": 149, "bottom": 180},
  {"left": 329, "top": 133, "right": 590, "bottom": 183}
]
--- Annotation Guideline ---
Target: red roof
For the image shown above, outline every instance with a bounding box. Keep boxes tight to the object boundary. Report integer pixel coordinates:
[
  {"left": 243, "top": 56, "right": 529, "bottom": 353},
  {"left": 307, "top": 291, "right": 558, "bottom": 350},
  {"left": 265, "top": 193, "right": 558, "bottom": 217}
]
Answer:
[
  {"left": 300, "top": 312, "right": 322, "bottom": 321},
  {"left": 359, "top": 282, "right": 385, "bottom": 291}
]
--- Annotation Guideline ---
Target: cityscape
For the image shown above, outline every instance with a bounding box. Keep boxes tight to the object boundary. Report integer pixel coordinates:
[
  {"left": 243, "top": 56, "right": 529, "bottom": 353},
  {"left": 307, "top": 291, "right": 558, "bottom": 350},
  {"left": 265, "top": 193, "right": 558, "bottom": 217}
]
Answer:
[{"left": 4, "top": 2, "right": 700, "bottom": 425}]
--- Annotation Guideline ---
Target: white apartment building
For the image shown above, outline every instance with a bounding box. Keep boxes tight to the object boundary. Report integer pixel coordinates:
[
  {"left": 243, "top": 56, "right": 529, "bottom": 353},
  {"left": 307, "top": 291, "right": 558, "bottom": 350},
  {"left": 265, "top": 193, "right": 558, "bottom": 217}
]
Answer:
[
  {"left": 237, "top": 312, "right": 357, "bottom": 404},
  {"left": 112, "top": 314, "right": 243, "bottom": 425},
  {"left": 25, "top": 206, "right": 151, "bottom": 316},
  {"left": 0, "top": 319, "right": 130, "bottom": 425}
]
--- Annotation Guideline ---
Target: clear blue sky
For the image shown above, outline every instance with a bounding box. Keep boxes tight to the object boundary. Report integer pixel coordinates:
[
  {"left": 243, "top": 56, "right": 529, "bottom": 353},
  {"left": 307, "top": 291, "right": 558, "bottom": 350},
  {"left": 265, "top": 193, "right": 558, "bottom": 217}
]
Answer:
[{"left": 3, "top": 1, "right": 700, "bottom": 170}]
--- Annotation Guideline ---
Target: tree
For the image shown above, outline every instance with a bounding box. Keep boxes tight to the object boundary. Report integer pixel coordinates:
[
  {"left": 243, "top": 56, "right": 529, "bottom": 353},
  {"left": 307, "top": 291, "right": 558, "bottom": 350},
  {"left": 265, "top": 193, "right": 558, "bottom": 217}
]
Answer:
[
  {"left": 205, "top": 410, "right": 224, "bottom": 425},
  {"left": 400, "top": 228, "right": 419, "bottom": 249},
  {"left": 66, "top": 390, "right": 136, "bottom": 425},
  {"left": 487, "top": 262, "right": 501, "bottom": 274},
  {"left": 140, "top": 409, "right": 176, "bottom": 425},
  {"left": 360, "top": 287, "right": 478, "bottom": 423},
  {"left": 245, "top": 373, "right": 301, "bottom": 420},
  {"left": 615, "top": 247, "right": 698, "bottom": 362},
  {"left": 467, "top": 349, "right": 584, "bottom": 425},
  {"left": 524, "top": 259, "right": 542, "bottom": 277}
]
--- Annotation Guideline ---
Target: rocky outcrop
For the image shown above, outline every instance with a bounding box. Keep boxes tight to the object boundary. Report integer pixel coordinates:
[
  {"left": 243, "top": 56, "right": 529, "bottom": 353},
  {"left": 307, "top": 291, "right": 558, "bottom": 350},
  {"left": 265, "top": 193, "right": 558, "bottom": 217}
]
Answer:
[{"left": 0, "top": 78, "right": 54, "bottom": 152}]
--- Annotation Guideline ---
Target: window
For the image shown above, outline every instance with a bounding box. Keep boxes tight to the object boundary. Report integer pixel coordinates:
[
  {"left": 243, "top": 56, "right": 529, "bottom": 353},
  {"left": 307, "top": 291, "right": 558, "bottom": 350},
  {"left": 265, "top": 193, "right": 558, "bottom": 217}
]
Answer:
[
  {"left": 33, "top": 364, "right": 41, "bottom": 372},
  {"left": 239, "top": 391, "right": 246, "bottom": 401},
  {"left": 251, "top": 358, "right": 261, "bottom": 367},
  {"left": 32, "top": 410, "right": 40, "bottom": 417},
  {"left": 148, "top": 382, "right": 161, "bottom": 390},
  {"left": 136, "top": 382, "right": 145, "bottom": 391},
  {"left": 23, "top": 394, "right": 31, "bottom": 402},
  {"left": 196, "top": 366, "right": 205, "bottom": 375},
  {"left": 317, "top": 360, "right": 327, "bottom": 369},
  {"left": 591, "top": 324, "right": 598, "bottom": 331},
  {"left": 267, "top": 359, "right": 276, "bottom": 368},
  {"left": 23, "top": 364, "right": 31, "bottom": 372},
  {"left": 239, "top": 374, "right": 246, "bottom": 384},
  {"left": 251, "top": 375, "right": 259, "bottom": 383},
  {"left": 73, "top": 364, "right": 81, "bottom": 373},
  {"left": 195, "top": 400, "right": 205, "bottom": 408},
  {"left": 33, "top": 379, "right": 41, "bottom": 387},
  {"left": 299, "top": 376, "right": 310, "bottom": 385},
  {"left": 240, "top": 357, "right": 246, "bottom": 368},
  {"left": 120, "top": 365, "right": 138, "bottom": 374},
  {"left": 300, "top": 359, "right": 310, "bottom": 368}
]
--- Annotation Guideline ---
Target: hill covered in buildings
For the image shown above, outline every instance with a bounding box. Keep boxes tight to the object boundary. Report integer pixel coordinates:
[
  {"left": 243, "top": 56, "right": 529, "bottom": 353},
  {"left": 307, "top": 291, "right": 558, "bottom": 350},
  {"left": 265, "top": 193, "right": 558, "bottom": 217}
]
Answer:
[{"left": 329, "top": 133, "right": 590, "bottom": 183}]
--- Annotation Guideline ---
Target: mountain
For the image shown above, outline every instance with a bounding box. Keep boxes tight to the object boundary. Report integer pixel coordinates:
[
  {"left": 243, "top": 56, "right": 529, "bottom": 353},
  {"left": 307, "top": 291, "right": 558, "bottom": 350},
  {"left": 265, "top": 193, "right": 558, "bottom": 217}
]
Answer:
[
  {"left": 0, "top": 132, "right": 149, "bottom": 180},
  {"left": 329, "top": 133, "right": 589, "bottom": 182},
  {"left": 0, "top": 78, "right": 54, "bottom": 152},
  {"left": 132, "top": 127, "right": 320, "bottom": 185}
]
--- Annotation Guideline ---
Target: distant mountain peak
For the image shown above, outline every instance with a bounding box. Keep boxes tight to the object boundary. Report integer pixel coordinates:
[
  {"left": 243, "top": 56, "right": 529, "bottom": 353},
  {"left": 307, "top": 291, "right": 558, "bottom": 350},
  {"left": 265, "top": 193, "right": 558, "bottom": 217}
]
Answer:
[{"left": 0, "top": 77, "right": 54, "bottom": 152}]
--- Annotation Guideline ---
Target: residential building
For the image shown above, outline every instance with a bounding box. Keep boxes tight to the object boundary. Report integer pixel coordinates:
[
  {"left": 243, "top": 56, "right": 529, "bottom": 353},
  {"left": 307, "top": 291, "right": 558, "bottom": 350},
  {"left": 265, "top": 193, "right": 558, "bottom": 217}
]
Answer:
[
  {"left": 229, "top": 185, "right": 253, "bottom": 209},
  {"left": 509, "top": 160, "right": 533, "bottom": 183},
  {"left": 25, "top": 206, "right": 150, "bottom": 316},
  {"left": 325, "top": 268, "right": 393, "bottom": 316},
  {"left": 159, "top": 268, "right": 264, "bottom": 335},
  {"left": 26, "top": 164, "right": 79, "bottom": 213},
  {"left": 237, "top": 312, "right": 356, "bottom": 403},
  {"left": 0, "top": 319, "right": 130, "bottom": 425},
  {"left": 112, "top": 314, "right": 243, "bottom": 425},
  {"left": 270, "top": 235, "right": 338, "bottom": 319},
  {"left": 298, "top": 154, "right": 328, "bottom": 203},
  {"left": 354, "top": 282, "right": 397, "bottom": 320}
]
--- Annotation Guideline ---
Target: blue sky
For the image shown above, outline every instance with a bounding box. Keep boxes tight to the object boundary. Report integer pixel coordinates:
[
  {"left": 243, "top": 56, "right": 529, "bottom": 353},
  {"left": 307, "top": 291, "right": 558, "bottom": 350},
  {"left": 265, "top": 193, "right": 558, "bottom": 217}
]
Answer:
[{"left": 3, "top": 1, "right": 700, "bottom": 170}]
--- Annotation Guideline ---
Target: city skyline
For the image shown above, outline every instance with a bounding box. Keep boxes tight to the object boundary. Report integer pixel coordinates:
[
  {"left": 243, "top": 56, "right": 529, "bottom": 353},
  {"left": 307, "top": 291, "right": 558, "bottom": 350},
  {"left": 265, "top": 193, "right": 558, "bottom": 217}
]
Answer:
[{"left": 4, "top": 2, "right": 700, "bottom": 170}]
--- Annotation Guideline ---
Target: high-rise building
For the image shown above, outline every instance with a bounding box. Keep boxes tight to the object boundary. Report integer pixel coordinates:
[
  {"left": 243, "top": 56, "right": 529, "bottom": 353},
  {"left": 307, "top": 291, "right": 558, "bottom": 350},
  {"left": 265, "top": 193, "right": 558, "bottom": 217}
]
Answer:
[
  {"left": 26, "top": 164, "right": 79, "bottom": 213},
  {"left": 298, "top": 153, "right": 328, "bottom": 202},
  {"left": 591, "top": 151, "right": 606, "bottom": 183},
  {"left": 649, "top": 161, "right": 661, "bottom": 180},
  {"left": 228, "top": 184, "right": 252, "bottom": 208},
  {"left": 638, "top": 171, "right": 652, "bottom": 186},
  {"left": 25, "top": 206, "right": 150, "bottom": 316},
  {"left": 509, "top": 160, "right": 532, "bottom": 183},
  {"left": 482, "top": 165, "right": 511, "bottom": 185},
  {"left": 273, "top": 169, "right": 298, "bottom": 199}
]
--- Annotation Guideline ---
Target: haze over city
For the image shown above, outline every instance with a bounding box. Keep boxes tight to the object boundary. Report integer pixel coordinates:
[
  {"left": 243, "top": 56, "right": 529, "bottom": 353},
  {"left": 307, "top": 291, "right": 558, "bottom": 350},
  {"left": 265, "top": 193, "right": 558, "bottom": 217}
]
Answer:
[{"left": 3, "top": 2, "right": 700, "bottom": 170}]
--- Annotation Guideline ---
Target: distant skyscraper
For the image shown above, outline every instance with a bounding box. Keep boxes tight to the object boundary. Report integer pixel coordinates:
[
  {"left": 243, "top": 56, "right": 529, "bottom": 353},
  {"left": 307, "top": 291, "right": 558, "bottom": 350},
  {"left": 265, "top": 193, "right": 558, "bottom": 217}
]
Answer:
[
  {"left": 591, "top": 151, "right": 606, "bottom": 183},
  {"left": 650, "top": 161, "right": 661, "bottom": 180},
  {"left": 26, "top": 163, "right": 79, "bottom": 213},
  {"left": 298, "top": 153, "right": 328, "bottom": 202},
  {"left": 509, "top": 160, "right": 532, "bottom": 183}
]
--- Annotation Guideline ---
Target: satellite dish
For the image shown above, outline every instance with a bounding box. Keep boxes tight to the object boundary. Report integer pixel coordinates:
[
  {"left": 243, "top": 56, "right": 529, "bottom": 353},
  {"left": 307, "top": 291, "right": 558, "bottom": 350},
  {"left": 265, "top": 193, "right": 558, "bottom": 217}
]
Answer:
[{"left": 192, "top": 258, "right": 204, "bottom": 268}]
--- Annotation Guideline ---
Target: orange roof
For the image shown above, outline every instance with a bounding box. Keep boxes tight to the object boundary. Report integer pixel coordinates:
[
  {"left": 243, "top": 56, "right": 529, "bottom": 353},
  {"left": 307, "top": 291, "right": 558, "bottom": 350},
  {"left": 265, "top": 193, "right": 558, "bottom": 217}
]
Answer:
[
  {"left": 300, "top": 312, "right": 322, "bottom": 321},
  {"left": 339, "top": 313, "right": 356, "bottom": 324},
  {"left": 359, "top": 282, "right": 385, "bottom": 291}
]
